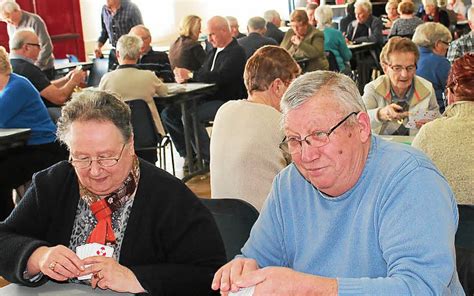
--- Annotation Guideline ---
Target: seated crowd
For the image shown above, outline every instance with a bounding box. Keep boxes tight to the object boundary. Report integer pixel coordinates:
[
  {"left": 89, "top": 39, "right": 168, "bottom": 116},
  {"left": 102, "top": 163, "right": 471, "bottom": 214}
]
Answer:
[{"left": 1, "top": 0, "right": 473, "bottom": 294}]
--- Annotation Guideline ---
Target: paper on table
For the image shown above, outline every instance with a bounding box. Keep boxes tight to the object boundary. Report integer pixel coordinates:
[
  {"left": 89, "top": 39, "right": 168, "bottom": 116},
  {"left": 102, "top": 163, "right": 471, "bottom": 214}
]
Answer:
[{"left": 405, "top": 110, "right": 438, "bottom": 129}]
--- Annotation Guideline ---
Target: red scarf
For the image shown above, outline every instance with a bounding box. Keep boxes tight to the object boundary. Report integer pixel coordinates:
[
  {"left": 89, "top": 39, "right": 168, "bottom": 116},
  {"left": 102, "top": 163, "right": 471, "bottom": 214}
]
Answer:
[{"left": 79, "top": 157, "right": 140, "bottom": 245}]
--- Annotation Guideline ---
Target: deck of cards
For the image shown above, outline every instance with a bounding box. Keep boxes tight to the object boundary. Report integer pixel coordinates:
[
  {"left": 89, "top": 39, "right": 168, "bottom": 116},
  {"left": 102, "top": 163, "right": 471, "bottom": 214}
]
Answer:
[
  {"left": 76, "top": 243, "right": 114, "bottom": 280},
  {"left": 228, "top": 286, "right": 255, "bottom": 296}
]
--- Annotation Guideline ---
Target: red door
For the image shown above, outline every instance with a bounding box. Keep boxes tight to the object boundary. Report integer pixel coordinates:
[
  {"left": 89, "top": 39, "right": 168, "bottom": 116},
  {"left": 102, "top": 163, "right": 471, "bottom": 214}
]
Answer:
[{"left": 0, "top": 0, "right": 85, "bottom": 61}]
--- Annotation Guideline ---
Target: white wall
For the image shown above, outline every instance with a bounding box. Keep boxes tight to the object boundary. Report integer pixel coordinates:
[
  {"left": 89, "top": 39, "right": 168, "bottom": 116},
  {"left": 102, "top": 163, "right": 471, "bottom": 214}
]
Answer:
[{"left": 79, "top": 0, "right": 288, "bottom": 59}]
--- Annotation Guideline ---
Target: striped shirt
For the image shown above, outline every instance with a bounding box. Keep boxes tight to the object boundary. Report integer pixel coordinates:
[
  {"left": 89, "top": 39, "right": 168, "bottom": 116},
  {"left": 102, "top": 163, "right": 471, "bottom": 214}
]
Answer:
[{"left": 98, "top": 0, "right": 143, "bottom": 47}]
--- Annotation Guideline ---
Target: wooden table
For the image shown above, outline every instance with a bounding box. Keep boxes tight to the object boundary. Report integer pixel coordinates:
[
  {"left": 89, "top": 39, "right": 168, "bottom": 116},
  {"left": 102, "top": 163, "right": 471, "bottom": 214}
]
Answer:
[
  {"left": 0, "top": 128, "right": 31, "bottom": 153},
  {"left": 155, "top": 83, "right": 217, "bottom": 182},
  {"left": 0, "top": 281, "right": 133, "bottom": 295}
]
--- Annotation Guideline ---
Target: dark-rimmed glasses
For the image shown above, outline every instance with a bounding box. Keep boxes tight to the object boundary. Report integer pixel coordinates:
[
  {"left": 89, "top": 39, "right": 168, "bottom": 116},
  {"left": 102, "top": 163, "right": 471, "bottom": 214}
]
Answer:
[
  {"left": 388, "top": 64, "right": 416, "bottom": 73},
  {"left": 279, "top": 112, "right": 359, "bottom": 155},
  {"left": 69, "top": 144, "right": 126, "bottom": 169},
  {"left": 26, "top": 43, "right": 40, "bottom": 48}
]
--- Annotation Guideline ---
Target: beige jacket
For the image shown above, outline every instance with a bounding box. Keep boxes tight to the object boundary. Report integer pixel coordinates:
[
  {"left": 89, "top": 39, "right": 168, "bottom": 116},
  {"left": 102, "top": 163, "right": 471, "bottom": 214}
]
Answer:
[
  {"left": 412, "top": 101, "right": 474, "bottom": 205},
  {"left": 363, "top": 75, "right": 440, "bottom": 135},
  {"left": 99, "top": 66, "right": 168, "bottom": 135}
]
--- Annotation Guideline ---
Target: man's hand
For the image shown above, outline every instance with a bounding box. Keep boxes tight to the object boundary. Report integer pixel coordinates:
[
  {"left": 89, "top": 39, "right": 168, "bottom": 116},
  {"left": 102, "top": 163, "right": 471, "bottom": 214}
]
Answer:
[
  {"left": 68, "top": 68, "right": 86, "bottom": 85},
  {"left": 94, "top": 46, "right": 103, "bottom": 59},
  {"left": 173, "top": 67, "right": 191, "bottom": 84},
  {"left": 377, "top": 103, "right": 409, "bottom": 122},
  {"left": 212, "top": 257, "right": 259, "bottom": 294},
  {"left": 26, "top": 245, "right": 85, "bottom": 281},
  {"left": 80, "top": 256, "right": 145, "bottom": 293},
  {"left": 237, "top": 267, "right": 338, "bottom": 296}
]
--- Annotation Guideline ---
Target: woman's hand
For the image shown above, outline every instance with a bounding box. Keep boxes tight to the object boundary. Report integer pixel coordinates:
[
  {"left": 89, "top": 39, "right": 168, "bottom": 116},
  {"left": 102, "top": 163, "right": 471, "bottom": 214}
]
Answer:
[
  {"left": 80, "top": 256, "right": 145, "bottom": 294},
  {"left": 26, "top": 245, "right": 85, "bottom": 281},
  {"left": 378, "top": 103, "right": 409, "bottom": 122},
  {"left": 290, "top": 35, "right": 302, "bottom": 46}
]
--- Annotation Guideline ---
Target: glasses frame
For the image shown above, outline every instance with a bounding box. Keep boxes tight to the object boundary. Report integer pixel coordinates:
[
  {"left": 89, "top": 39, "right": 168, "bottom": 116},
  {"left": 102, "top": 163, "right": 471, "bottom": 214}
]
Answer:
[
  {"left": 439, "top": 40, "right": 451, "bottom": 46},
  {"left": 387, "top": 63, "right": 417, "bottom": 73},
  {"left": 69, "top": 143, "right": 127, "bottom": 169},
  {"left": 280, "top": 111, "right": 359, "bottom": 154},
  {"left": 26, "top": 43, "right": 41, "bottom": 48}
]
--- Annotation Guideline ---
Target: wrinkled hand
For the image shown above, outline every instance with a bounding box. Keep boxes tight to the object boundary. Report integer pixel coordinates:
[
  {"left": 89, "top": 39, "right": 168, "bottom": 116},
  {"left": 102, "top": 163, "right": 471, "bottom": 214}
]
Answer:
[
  {"left": 26, "top": 245, "right": 85, "bottom": 281},
  {"left": 173, "top": 67, "right": 191, "bottom": 84},
  {"left": 80, "top": 256, "right": 145, "bottom": 294},
  {"left": 69, "top": 69, "right": 86, "bottom": 85},
  {"left": 290, "top": 35, "right": 302, "bottom": 46},
  {"left": 212, "top": 257, "right": 259, "bottom": 294},
  {"left": 378, "top": 103, "right": 409, "bottom": 122},
  {"left": 237, "top": 267, "right": 338, "bottom": 296}
]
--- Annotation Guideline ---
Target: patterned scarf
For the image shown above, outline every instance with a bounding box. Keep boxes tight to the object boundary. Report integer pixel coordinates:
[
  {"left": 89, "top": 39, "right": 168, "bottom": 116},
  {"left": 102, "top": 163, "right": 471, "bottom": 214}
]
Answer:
[{"left": 79, "top": 156, "right": 140, "bottom": 245}]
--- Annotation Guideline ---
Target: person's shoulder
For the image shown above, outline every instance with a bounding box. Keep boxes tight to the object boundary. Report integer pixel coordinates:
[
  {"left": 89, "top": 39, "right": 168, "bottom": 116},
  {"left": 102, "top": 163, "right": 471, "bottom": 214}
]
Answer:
[
  {"left": 33, "top": 161, "right": 75, "bottom": 183},
  {"left": 7, "top": 73, "right": 38, "bottom": 92}
]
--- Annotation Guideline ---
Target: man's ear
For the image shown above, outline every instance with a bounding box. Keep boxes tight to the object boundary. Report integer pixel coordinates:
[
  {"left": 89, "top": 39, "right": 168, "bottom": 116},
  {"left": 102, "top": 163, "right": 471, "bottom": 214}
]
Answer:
[{"left": 356, "top": 112, "right": 371, "bottom": 142}]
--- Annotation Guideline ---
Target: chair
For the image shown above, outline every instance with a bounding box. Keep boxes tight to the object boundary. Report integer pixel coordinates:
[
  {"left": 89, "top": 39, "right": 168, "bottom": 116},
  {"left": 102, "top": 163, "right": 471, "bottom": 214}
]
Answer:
[
  {"left": 126, "top": 99, "right": 175, "bottom": 175},
  {"left": 200, "top": 198, "right": 259, "bottom": 261},
  {"left": 455, "top": 204, "right": 474, "bottom": 296},
  {"left": 325, "top": 50, "right": 340, "bottom": 72},
  {"left": 87, "top": 58, "right": 109, "bottom": 87}
]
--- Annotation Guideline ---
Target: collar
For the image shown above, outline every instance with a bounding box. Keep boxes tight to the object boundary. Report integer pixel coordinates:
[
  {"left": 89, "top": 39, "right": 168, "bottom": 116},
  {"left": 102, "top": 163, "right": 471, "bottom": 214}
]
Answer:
[
  {"left": 117, "top": 64, "right": 140, "bottom": 69},
  {"left": 9, "top": 52, "right": 35, "bottom": 64},
  {"left": 374, "top": 75, "right": 431, "bottom": 106}
]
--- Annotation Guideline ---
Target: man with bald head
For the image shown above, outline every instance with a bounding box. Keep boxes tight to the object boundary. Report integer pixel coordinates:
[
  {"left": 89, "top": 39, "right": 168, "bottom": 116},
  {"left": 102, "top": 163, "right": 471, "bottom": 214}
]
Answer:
[
  {"left": 9, "top": 29, "right": 85, "bottom": 120},
  {"left": 163, "top": 15, "right": 246, "bottom": 171},
  {"left": 129, "top": 24, "right": 170, "bottom": 65},
  {"left": 238, "top": 16, "right": 278, "bottom": 59}
]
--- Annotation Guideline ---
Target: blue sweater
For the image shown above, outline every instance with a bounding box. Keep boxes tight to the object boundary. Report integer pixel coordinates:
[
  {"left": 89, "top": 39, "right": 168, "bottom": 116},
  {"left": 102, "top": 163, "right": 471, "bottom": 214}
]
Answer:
[
  {"left": 0, "top": 73, "right": 56, "bottom": 145},
  {"left": 242, "top": 136, "right": 464, "bottom": 295},
  {"left": 416, "top": 46, "right": 450, "bottom": 113},
  {"left": 323, "top": 27, "right": 352, "bottom": 72}
]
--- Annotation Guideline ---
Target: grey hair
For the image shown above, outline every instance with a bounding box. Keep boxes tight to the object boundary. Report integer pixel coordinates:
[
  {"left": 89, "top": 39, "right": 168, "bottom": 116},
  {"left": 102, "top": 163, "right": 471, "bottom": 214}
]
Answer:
[
  {"left": 116, "top": 34, "right": 143, "bottom": 60},
  {"left": 468, "top": 6, "right": 474, "bottom": 21},
  {"left": 0, "top": 0, "right": 20, "bottom": 15},
  {"left": 412, "top": 22, "right": 452, "bottom": 49},
  {"left": 247, "top": 16, "right": 266, "bottom": 31},
  {"left": 263, "top": 10, "right": 280, "bottom": 22},
  {"left": 9, "top": 28, "right": 35, "bottom": 50},
  {"left": 281, "top": 71, "right": 366, "bottom": 127},
  {"left": 315, "top": 5, "right": 334, "bottom": 29},
  {"left": 354, "top": 0, "right": 372, "bottom": 14},
  {"left": 57, "top": 90, "right": 132, "bottom": 148},
  {"left": 422, "top": 0, "right": 437, "bottom": 7}
]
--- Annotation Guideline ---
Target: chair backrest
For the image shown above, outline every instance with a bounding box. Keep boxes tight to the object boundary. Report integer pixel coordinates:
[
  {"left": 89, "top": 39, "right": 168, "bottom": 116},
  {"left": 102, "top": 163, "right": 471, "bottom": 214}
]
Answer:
[
  {"left": 87, "top": 58, "right": 109, "bottom": 87},
  {"left": 137, "top": 63, "right": 175, "bottom": 82},
  {"left": 325, "top": 50, "right": 339, "bottom": 72},
  {"left": 200, "top": 198, "right": 259, "bottom": 261},
  {"left": 455, "top": 204, "right": 474, "bottom": 296},
  {"left": 125, "top": 99, "right": 160, "bottom": 149}
]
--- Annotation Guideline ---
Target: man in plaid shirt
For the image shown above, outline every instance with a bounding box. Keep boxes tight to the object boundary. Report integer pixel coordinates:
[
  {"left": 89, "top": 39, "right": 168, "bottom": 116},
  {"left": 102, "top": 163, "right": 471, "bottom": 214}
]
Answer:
[
  {"left": 95, "top": 0, "right": 143, "bottom": 70},
  {"left": 447, "top": 6, "right": 474, "bottom": 63}
]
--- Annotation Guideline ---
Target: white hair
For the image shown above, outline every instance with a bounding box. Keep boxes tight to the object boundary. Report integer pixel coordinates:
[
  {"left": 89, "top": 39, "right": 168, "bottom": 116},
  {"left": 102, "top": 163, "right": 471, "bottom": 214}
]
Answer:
[
  {"left": 0, "top": 0, "right": 20, "bottom": 15},
  {"left": 116, "top": 34, "right": 143, "bottom": 61},
  {"left": 315, "top": 5, "right": 334, "bottom": 29},
  {"left": 354, "top": 0, "right": 373, "bottom": 14}
]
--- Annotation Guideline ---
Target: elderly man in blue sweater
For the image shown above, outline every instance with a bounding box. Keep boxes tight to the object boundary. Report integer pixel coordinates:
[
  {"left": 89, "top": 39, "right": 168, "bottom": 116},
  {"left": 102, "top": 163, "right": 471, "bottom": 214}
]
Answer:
[{"left": 212, "top": 71, "right": 464, "bottom": 295}]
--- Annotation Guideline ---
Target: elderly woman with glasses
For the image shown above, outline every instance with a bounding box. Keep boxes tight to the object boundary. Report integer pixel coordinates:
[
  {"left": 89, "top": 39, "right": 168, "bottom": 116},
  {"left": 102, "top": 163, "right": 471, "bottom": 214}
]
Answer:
[
  {"left": 412, "top": 22, "right": 452, "bottom": 113},
  {"left": 0, "top": 90, "right": 226, "bottom": 294},
  {"left": 362, "top": 37, "right": 440, "bottom": 135}
]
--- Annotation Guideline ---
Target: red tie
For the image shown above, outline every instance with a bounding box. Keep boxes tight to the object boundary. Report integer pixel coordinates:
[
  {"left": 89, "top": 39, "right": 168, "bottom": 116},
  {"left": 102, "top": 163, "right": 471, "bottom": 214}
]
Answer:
[{"left": 86, "top": 199, "right": 116, "bottom": 245}]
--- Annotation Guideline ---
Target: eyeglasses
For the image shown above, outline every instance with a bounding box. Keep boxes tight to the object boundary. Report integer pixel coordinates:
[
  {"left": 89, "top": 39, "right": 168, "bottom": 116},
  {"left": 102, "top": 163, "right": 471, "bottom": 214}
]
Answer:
[
  {"left": 439, "top": 40, "right": 451, "bottom": 46},
  {"left": 26, "top": 43, "right": 40, "bottom": 48},
  {"left": 442, "top": 87, "right": 452, "bottom": 108},
  {"left": 279, "top": 112, "right": 359, "bottom": 155},
  {"left": 69, "top": 144, "right": 126, "bottom": 169},
  {"left": 388, "top": 64, "right": 417, "bottom": 73}
]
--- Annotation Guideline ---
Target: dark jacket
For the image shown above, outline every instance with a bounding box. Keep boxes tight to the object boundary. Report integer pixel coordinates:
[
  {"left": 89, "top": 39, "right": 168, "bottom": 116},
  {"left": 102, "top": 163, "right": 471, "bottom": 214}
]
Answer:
[
  {"left": 0, "top": 160, "right": 226, "bottom": 295},
  {"left": 237, "top": 32, "right": 278, "bottom": 59},
  {"left": 264, "top": 22, "right": 285, "bottom": 44},
  {"left": 169, "top": 36, "right": 206, "bottom": 71},
  {"left": 346, "top": 15, "right": 384, "bottom": 46},
  {"left": 194, "top": 38, "right": 247, "bottom": 101}
]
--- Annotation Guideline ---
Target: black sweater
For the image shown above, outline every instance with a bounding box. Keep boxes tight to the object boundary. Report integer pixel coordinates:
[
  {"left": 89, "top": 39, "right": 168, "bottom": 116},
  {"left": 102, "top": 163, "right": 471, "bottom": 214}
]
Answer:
[{"left": 0, "top": 160, "right": 226, "bottom": 295}]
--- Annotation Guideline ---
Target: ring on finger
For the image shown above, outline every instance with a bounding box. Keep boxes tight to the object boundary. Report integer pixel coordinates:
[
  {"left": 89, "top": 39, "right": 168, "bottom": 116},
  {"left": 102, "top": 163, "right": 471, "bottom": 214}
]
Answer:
[{"left": 48, "top": 261, "right": 57, "bottom": 271}]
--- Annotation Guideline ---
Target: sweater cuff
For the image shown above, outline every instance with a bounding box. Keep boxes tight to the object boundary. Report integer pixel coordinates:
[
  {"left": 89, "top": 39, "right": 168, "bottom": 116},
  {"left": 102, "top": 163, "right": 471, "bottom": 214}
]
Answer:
[{"left": 337, "top": 278, "right": 364, "bottom": 295}]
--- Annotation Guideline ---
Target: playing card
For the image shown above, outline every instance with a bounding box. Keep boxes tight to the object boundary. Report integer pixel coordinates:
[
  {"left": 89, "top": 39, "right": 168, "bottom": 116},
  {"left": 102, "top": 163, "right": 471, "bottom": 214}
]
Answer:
[
  {"left": 228, "top": 286, "right": 255, "bottom": 296},
  {"left": 405, "top": 110, "right": 438, "bottom": 128},
  {"left": 76, "top": 243, "right": 114, "bottom": 280}
]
